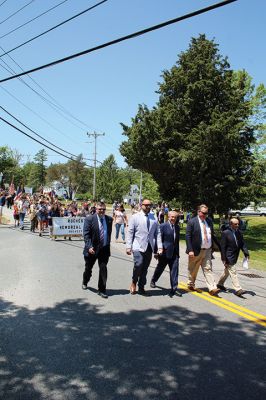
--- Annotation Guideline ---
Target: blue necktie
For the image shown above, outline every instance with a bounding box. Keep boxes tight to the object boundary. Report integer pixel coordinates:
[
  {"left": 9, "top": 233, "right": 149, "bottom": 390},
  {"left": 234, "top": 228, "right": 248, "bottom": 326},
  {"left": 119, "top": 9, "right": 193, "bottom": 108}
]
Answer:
[
  {"left": 100, "top": 217, "right": 104, "bottom": 246},
  {"left": 146, "top": 214, "right": 150, "bottom": 231}
]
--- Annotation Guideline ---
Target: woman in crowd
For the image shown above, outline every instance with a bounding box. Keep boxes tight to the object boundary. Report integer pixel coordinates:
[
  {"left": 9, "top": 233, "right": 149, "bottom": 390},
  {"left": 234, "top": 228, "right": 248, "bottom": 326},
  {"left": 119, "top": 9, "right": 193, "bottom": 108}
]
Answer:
[
  {"left": 114, "top": 204, "right": 128, "bottom": 243},
  {"left": 48, "top": 203, "right": 61, "bottom": 240},
  {"left": 37, "top": 198, "right": 48, "bottom": 236}
]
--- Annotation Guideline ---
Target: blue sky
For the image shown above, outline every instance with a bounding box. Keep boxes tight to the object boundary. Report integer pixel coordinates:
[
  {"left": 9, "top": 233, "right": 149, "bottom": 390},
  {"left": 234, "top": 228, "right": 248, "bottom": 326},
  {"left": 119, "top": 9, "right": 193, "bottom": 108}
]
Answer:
[{"left": 0, "top": 0, "right": 265, "bottom": 168}]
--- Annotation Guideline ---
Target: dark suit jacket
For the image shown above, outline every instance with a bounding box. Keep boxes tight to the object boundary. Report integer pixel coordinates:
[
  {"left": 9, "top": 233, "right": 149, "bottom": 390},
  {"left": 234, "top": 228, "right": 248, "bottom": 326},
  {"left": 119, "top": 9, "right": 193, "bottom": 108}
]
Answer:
[
  {"left": 221, "top": 228, "right": 249, "bottom": 265},
  {"left": 83, "top": 214, "right": 113, "bottom": 257},
  {"left": 186, "top": 216, "right": 220, "bottom": 256},
  {"left": 159, "top": 222, "right": 180, "bottom": 259}
]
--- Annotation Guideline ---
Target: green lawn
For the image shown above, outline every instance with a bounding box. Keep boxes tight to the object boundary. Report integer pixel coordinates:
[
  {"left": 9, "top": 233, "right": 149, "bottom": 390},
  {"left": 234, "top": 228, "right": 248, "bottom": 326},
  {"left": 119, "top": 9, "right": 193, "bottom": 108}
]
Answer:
[{"left": 180, "top": 216, "right": 266, "bottom": 272}]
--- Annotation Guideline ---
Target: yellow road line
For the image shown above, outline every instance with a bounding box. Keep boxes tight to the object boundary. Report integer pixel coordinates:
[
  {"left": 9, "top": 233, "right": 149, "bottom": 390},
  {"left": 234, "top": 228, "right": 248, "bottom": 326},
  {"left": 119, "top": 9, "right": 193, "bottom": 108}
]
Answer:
[{"left": 179, "top": 282, "right": 266, "bottom": 328}]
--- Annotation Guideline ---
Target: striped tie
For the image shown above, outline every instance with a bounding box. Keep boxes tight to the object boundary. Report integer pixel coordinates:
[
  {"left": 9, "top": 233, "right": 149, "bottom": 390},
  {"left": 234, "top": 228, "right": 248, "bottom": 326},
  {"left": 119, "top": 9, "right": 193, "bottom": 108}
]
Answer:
[
  {"left": 100, "top": 217, "right": 104, "bottom": 246},
  {"left": 202, "top": 221, "right": 208, "bottom": 243}
]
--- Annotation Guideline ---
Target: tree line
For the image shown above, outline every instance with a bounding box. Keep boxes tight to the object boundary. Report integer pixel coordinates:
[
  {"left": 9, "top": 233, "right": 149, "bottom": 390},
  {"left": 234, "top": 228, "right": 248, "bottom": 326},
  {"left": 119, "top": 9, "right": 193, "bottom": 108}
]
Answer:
[{"left": 0, "top": 148, "right": 159, "bottom": 203}]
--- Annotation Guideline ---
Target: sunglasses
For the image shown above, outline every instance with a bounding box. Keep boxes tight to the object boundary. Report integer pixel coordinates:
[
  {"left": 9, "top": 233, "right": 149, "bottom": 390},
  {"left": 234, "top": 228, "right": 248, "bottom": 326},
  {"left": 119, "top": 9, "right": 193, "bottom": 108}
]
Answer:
[
  {"left": 97, "top": 208, "right": 106, "bottom": 211},
  {"left": 143, "top": 204, "right": 152, "bottom": 207},
  {"left": 200, "top": 211, "right": 208, "bottom": 215}
]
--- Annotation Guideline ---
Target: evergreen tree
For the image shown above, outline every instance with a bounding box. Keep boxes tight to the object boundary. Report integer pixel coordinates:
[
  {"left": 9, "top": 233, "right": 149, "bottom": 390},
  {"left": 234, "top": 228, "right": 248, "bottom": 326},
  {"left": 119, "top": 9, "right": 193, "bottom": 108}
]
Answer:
[{"left": 120, "top": 35, "right": 265, "bottom": 213}]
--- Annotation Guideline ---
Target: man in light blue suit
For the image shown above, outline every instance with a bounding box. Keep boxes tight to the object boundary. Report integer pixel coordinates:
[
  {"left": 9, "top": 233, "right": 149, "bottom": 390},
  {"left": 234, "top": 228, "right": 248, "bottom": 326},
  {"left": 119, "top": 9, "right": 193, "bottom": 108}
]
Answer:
[{"left": 126, "top": 199, "right": 162, "bottom": 296}]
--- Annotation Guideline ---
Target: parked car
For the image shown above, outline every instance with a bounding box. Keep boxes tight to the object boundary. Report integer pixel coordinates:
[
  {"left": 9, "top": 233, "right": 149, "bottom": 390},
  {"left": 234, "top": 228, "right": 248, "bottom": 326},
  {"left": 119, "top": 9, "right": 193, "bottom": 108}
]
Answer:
[{"left": 229, "top": 203, "right": 266, "bottom": 217}]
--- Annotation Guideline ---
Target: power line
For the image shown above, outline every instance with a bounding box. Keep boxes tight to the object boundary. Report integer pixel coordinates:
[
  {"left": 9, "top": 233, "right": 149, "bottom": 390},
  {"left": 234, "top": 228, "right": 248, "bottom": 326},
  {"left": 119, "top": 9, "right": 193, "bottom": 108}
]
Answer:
[
  {"left": 0, "top": 105, "right": 79, "bottom": 158},
  {"left": 0, "top": 0, "right": 69, "bottom": 40},
  {"left": 0, "top": 55, "right": 88, "bottom": 131},
  {"left": 0, "top": 116, "right": 75, "bottom": 161},
  {"left": 0, "top": 0, "right": 36, "bottom": 26},
  {"left": 0, "top": 0, "right": 108, "bottom": 59},
  {"left": 0, "top": 41, "right": 97, "bottom": 133},
  {"left": 0, "top": 105, "right": 96, "bottom": 163},
  {"left": 0, "top": 115, "right": 93, "bottom": 167},
  {"left": 0, "top": 0, "right": 238, "bottom": 84},
  {"left": 0, "top": 0, "right": 9, "bottom": 8},
  {"left": 0, "top": 85, "right": 83, "bottom": 145}
]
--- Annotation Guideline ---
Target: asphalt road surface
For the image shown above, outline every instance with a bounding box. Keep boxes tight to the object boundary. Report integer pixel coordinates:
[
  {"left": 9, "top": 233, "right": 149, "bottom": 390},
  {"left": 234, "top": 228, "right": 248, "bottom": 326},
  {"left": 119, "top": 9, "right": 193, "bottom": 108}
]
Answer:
[{"left": 0, "top": 219, "right": 266, "bottom": 400}]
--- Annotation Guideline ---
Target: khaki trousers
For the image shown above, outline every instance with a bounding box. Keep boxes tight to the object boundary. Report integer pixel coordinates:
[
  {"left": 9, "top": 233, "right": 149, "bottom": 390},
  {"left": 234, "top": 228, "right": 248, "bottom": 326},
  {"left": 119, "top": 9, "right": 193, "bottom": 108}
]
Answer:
[
  {"left": 218, "top": 264, "right": 242, "bottom": 291},
  {"left": 187, "top": 248, "right": 217, "bottom": 291}
]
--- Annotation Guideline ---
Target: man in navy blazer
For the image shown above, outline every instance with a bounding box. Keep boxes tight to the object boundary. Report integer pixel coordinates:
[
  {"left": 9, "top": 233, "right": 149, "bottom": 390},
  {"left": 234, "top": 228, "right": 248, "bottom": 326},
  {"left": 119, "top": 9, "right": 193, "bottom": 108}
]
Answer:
[
  {"left": 186, "top": 204, "right": 220, "bottom": 296},
  {"left": 150, "top": 210, "right": 182, "bottom": 297},
  {"left": 217, "top": 217, "right": 249, "bottom": 296},
  {"left": 82, "top": 201, "right": 113, "bottom": 298}
]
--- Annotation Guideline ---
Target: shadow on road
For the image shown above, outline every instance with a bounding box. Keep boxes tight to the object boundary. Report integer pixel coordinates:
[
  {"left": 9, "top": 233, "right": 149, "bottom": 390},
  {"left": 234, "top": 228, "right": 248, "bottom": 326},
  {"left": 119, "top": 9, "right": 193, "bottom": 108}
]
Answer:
[{"left": 0, "top": 297, "right": 265, "bottom": 400}]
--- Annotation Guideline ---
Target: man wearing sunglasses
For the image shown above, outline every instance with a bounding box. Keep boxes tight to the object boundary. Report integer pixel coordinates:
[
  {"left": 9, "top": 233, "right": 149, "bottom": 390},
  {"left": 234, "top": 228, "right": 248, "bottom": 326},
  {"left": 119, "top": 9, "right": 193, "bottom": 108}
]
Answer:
[
  {"left": 186, "top": 204, "right": 220, "bottom": 296},
  {"left": 126, "top": 199, "right": 162, "bottom": 296},
  {"left": 217, "top": 217, "right": 249, "bottom": 297},
  {"left": 82, "top": 201, "right": 113, "bottom": 298}
]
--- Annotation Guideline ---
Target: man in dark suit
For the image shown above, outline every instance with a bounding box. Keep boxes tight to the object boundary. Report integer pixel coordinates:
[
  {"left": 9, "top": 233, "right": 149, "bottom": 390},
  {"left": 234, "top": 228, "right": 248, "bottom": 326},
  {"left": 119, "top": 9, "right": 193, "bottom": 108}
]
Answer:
[
  {"left": 217, "top": 217, "right": 249, "bottom": 296},
  {"left": 186, "top": 204, "right": 220, "bottom": 296},
  {"left": 150, "top": 211, "right": 182, "bottom": 297},
  {"left": 82, "top": 201, "right": 113, "bottom": 298}
]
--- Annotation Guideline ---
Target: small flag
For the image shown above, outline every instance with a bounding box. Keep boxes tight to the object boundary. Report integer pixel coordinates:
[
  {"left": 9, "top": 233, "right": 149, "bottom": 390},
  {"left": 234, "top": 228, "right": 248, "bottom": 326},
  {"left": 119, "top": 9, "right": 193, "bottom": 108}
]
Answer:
[{"left": 9, "top": 177, "right": 15, "bottom": 195}]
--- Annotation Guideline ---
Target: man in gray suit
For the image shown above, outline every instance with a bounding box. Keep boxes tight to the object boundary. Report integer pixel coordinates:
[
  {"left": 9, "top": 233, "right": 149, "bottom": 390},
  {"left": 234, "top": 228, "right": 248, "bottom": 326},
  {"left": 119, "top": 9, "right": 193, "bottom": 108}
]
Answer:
[{"left": 126, "top": 199, "right": 162, "bottom": 296}]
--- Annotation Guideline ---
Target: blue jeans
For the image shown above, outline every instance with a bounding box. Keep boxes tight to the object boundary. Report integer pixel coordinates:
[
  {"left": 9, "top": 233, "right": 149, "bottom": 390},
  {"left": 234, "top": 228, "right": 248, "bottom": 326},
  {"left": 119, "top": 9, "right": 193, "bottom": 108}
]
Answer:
[
  {"left": 19, "top": 212, "right": 26, "bottom": 228},
  {"left": 115, "top": 223, "right": 125, "bottom": 240}
]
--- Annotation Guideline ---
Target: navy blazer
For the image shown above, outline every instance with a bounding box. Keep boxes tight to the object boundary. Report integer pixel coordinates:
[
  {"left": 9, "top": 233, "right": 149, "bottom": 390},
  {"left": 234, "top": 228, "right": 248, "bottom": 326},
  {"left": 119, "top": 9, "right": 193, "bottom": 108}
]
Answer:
[
  {"left": 221, "top": 228, "right": 249, "bottom": 265},
  {"left": 159, "top": 222, "right": 180, "bottom": 259},
  {"left": 186, "top": 216, "right": 220, "bottom": 256},
  {"left": 83, "top": 214, "right": 113, "bottom": 256}
]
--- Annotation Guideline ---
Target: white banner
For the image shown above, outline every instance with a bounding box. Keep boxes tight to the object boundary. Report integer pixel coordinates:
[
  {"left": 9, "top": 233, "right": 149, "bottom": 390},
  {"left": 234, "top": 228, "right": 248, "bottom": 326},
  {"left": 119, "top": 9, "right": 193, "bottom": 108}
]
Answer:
[
  {"left": 24, "top": 186, "right": 33, "bottom": 194},
  {"left": 52, "top": 217, "right": 85, "bottom": 236}
]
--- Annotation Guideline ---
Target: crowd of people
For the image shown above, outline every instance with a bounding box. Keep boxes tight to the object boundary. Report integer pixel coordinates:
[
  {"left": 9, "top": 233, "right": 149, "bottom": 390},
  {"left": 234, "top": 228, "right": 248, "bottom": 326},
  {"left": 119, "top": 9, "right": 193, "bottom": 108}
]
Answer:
[
  {"left": 1, "top": 189, "right": 250, "bottom": 300},
  {"left": 0, "top": 189, "right": 99, "bottom": 238}
]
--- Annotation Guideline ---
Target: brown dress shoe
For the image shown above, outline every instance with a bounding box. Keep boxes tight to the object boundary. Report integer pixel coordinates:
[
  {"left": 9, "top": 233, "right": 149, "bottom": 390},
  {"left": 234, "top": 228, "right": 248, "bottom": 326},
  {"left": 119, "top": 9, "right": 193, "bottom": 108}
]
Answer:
[
  {"left": 235, "top": 289, "right": 245, "bottom": 297},
  {"left": 187, "top": 284, "right": 196, "bottom": 291},
  {"left": 129, "top": 282, "right": 137, "bottom": 295},
  {"left": 209, "top": 288, "right": 220, "bottom": 296}
]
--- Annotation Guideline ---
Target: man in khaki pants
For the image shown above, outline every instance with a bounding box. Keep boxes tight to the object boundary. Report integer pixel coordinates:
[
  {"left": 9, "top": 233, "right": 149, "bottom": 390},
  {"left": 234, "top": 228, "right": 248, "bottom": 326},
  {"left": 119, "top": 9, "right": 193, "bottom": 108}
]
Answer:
[
  {"left": 185, "top": 204, "right": 220, "bottom": 296},
  {"left": 217, "top": 217, "right": 249, "bottom": 297}
]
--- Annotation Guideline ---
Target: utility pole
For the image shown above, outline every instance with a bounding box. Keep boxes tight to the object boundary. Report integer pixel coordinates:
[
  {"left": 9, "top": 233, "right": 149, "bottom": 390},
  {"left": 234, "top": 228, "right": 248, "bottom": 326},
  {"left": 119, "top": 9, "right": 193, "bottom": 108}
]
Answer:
[
  {"left": 139, "top": 171, "right": 143, "bottom": 205},
  {"left": 87, "top": 131, "right": 105, "bottom": 199}
]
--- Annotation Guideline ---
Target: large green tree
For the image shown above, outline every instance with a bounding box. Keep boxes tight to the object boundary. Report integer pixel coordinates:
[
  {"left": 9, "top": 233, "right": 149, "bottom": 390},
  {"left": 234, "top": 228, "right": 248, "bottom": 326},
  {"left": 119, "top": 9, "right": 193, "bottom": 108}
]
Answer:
[
  {"left": 28, "top": 149, "right": 47, "bottom": 190},
  {"left": 120, "top": 35, "right": 265, "bottom": 213},
  {"left": 96, "top": 155, "right": 122, "bottom": 202},
  {"left": 0, "top": 146, "right": 22, "bottom": 187}
]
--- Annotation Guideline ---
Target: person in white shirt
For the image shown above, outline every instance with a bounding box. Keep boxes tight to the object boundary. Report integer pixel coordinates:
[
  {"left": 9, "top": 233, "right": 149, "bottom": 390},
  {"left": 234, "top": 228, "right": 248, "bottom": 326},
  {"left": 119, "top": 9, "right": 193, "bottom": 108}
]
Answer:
[
  {"left": 114, "top": 205, "right": 128, "bottom": 243},
  {"left": 126, "top": 199, "right": 162, "bottom": 296},
  {"left": 185, "top": 204, "right": 220, "bottom": 296}
]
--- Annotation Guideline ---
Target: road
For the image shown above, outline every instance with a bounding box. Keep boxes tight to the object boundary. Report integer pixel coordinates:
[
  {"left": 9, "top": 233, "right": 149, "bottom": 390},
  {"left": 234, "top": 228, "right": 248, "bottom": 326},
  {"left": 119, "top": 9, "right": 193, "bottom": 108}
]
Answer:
[{"left": 0, "top": 215, "right": 266, "bottom": 400}]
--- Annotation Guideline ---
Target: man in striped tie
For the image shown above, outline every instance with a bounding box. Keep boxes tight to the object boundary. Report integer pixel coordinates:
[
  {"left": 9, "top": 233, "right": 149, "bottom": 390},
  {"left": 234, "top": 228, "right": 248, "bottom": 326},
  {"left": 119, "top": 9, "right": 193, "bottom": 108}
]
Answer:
[
  {"left": 185, "top": 204, "right": 221, "bottom": 296},
  {"left": 82, "top": 201, "right": 113, "bottom": 298}
]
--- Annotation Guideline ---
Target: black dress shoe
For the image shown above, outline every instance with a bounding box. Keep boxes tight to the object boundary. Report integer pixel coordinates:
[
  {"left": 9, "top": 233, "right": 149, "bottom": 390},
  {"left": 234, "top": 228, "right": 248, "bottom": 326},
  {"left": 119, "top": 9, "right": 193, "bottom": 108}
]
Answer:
[
  {"left": 150, "top": 281, "right": 156, "bottom": 288},
  {"left": 138, "top": 288, "right": 150, "bottom": 296},
  {"left": 82, "top": 283, "right": 87, "bottom": 290},
  {"left": 217, "top": 284, "right": 227, "bottom": 291},
  {"left": 98, "top": 291, "right": 108, "bottom": 299},
  {"left": 169, "top": 290, "right": 182, "bottom": 298}
]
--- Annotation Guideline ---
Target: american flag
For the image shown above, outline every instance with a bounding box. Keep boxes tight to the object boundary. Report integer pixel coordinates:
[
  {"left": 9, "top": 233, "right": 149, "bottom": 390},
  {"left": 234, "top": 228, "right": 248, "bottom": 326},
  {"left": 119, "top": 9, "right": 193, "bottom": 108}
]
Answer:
[
  {"left": 14, "top": 185, "right": 24, "bottom": 202},
  {"left": 9, "top": 177, "right": 15, "bottom": 195}
]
